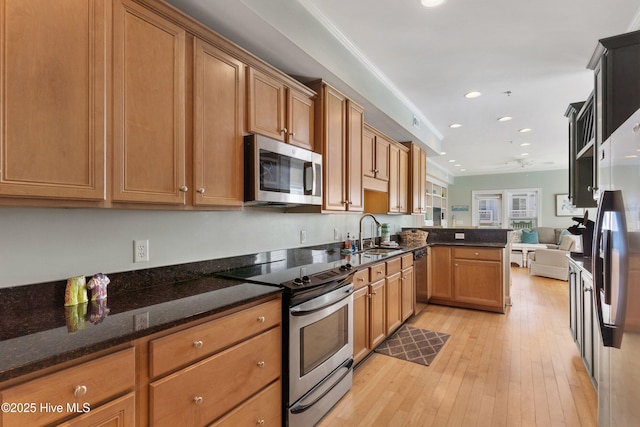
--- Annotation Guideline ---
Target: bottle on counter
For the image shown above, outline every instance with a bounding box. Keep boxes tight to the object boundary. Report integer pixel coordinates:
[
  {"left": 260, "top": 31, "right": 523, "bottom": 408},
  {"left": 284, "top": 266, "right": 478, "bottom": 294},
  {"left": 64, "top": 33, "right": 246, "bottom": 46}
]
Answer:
[{"left": 345, "top": 232, "right": 351, "bottom": 250}]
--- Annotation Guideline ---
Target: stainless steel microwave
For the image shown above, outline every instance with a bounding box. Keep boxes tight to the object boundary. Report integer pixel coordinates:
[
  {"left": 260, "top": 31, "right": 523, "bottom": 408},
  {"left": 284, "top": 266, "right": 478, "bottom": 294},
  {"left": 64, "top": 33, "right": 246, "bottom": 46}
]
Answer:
[{"left": 244, "top": 134, "right": 322, "bottom": 207}]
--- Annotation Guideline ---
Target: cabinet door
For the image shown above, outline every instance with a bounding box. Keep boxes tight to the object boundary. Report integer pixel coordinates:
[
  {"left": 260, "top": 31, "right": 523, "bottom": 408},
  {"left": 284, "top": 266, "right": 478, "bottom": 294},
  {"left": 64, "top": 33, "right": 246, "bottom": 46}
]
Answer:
[
  {"left": 399, "top": 148, "right": 409, "bottom": 214},
  {"left": 401, "top": 266, "right": 414, "bottom": 321},
  {"left": 346, "top": 100, "right": 364, "bottom": 211},
  {"left": 246, "top": 68, "right": 286, "bottom": 141},
  {"left": 386, "top": 272, "right": 402, "bottom": 335},
  {"left": 288, "top": 88, "right": 315, "bottom": 151},
  {"left": 411, "top": 144, "right": 427, "bottom": 214},
  {"left": 353, "top": 286, "right": 371, "bottom": 365},
  {"left": 454, "top": 259, "right": 503, "bottom": 309},
  {"left": 388, "top": 144, "right": 400, "bottom": 213},
  {"left": 581, "top": 274, "right": 595, "bottom": 377},
  {"left": 369, "top": 279, "right": 387, "bottom": 349},
  {"left": 0, "top": 0, "right": 107, "bottom": 200},
  {"left": 429, "top": 246, "right": 453, "bottom": 300},
  {"left": 193, "top": 39, "right": 244, "bottom": 208},
  {"left": 374, "top": 134, "right": 390, "bottom": 182},
  {"left": 322, "top": 85, "right": 347, "bottom": 211},
  {"left": 113, "top": 0, "right": 186, "bottom": 204},
  {"left": 57, "top": 392, "right": 135, "bottom": 427},
  {"left": 362, "top": 126, "right": 376, "bottom": 179}
]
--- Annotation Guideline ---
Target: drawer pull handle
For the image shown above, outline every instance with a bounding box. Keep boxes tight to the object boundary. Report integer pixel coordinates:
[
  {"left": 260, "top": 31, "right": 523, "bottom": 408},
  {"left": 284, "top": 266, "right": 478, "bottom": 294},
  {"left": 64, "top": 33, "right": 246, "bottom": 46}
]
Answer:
[
  {"left": 193, "top": 396, "right": 203, "bottom": 405},
  {"left": 257, "top": 361, "right": 265, "bottom": 368},
  {"left": 73, "top": 385, "right": 87, "bottom": 398},
  {"left": 257, "top": 420, "right": 265, "bottom": 425},
  {"left": 475, "top": 252, "right": 479, "bottom": 256},
  {"left": 257, "top": 316, "right": 266, "bottom": 323},
  {"left": 193, "top": 340, "right": 204, "bottom": 349},
  {"left": 358, "top": 277, "right": 364, "bottom": 282}
]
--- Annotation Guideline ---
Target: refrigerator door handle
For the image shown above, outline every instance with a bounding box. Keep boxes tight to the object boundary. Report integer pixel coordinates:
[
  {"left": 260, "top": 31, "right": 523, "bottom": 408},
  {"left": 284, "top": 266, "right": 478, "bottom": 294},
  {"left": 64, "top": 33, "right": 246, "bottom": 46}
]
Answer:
[{"left": 593, "top": 190, "right": 628, "bottom": 349}]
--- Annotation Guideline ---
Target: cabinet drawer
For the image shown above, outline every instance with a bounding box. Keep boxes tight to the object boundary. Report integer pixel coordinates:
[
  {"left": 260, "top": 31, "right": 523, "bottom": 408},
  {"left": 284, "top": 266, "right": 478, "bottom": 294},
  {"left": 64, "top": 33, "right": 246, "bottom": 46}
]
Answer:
[
  {"left": 208, "top": 380, "right": 281, "bottom": 427},
  {"left": 57, "top": 392, "right": 135, "bottom": 427},
  {"left": 353, "top": 269, "right": 370, "bottom": 290},
  {"left": 150, "top": 327, "right": 281, "bottom": 427},
  {"left": 150, "top": 298, "right": 281, "bottom": 377},
  {"left": 386, "top": 257, "right": 402, "bottom": 275},
  {"left": 454, "top": 247, "right": 502, "bottom": 261},
  {"left": 1, "top": 348, "right": 135, "bottom": 427},
  {"left": 369, "top": 262, "right": 386, "bottom": 281},
  {"left": 401, "top": 253, "right": 414, "bottom": 268}
]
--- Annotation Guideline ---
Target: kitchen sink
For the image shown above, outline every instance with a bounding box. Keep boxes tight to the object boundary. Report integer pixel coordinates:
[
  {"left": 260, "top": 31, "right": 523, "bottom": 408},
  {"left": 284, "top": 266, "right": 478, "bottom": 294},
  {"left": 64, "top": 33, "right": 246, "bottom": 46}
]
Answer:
[{"left": 359, "top": 247, "right": 401, "bottom": 255}]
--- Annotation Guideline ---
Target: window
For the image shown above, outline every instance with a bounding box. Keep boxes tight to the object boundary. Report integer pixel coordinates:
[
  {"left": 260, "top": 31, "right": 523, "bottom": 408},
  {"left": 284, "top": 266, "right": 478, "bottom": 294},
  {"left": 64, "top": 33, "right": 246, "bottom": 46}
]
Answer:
[
  {"left": 472, "top": 188, "right": 541, "bottom": 229},
  {"left": 507, "top": 190, "right": 539, "bottom": 229}
]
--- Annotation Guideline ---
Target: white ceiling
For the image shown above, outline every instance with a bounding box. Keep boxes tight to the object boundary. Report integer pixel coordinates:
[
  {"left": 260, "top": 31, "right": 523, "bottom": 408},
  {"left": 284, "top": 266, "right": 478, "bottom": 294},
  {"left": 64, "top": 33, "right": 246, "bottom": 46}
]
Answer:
[{"left": 167, "top": 0, "right": 640, "bottom": 179}]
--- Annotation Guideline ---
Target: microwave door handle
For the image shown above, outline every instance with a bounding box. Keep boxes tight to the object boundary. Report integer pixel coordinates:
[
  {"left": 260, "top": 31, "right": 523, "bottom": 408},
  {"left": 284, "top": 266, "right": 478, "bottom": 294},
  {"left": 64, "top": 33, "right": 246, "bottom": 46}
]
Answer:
[{"left": 303, "top": 161, "right": 315, "bottom": 195}]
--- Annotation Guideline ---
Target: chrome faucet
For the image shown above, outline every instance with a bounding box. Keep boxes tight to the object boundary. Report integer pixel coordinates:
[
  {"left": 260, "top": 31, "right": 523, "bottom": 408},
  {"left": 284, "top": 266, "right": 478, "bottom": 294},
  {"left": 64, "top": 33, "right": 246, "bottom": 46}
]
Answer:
[{"left": 359, "top": 213, "right": 381, "bottom": 251}]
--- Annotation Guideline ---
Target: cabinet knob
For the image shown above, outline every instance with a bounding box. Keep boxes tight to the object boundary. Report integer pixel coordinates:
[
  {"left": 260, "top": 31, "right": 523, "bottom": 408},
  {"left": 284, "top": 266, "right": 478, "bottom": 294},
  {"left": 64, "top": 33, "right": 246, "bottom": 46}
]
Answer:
[
  {"left": 281, "top": 127, "right": 288, "bottom": 134},
  {"left": 358, "top": 277, "right": 364, "bottom": 282},
  {"left": 257, "top": 316, "right": 266, "bottom": 323},
  {"left": 193, "top": 340, "right": 204, "bottom": 349},
  {"left": 179, "top": 185, "right": 188, "bottom": 192},
  {"left": 257, "top": 420, "right": 265, "bottom": 425},
  {"left": 197, "top": 188, "right": 205, "bottom": 194},
  {"left": 289, "top": 132, "right": 296, "bottom": 137},
  {"left": 374, "top": 169, "right": 379, "bottom": 173},
  {"left": 73, "top": 385, "right": 87, "bottom": 398},
  {"left": 193, "top": 396, "right": 203, "bottom": 405},
  {"left": 475, "top": 252, "right": 479, "bottom": 256},
  {"left": 257, "top": 361, "right": 265, "bottom": 368},
  {"left": 371, "top": 291, "right": 377, "bottom": 296}
]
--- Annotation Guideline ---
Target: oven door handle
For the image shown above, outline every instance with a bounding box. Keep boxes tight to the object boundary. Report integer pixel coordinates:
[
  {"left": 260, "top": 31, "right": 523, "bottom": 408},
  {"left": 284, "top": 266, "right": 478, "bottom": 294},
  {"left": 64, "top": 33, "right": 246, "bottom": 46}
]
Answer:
[
  {"left": 290, "top": 285, "right": 354, "bottom": 316},
  {"left": 290, "top": 358, "right": 353, "bottom": 414}
]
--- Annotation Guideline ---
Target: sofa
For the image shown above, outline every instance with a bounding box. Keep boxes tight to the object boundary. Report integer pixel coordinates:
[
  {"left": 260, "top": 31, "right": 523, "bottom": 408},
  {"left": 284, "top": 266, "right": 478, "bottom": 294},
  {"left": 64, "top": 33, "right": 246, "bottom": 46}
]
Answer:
[
  {"left": 528, "top": 234, "right": 581, "bottom": 280},
  {"left": 509, "top": 226, "right": 582, "bottom": 269}
]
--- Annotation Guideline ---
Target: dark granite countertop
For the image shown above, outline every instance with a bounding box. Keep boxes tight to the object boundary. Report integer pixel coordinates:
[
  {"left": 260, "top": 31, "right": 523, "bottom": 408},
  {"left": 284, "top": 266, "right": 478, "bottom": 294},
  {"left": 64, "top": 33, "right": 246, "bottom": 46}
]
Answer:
[
  {"left": 408, "top": 227, "right": 512, "bottom": 248},
  {"left": 568, "top": 252, "right": 593, "bottom": 277},
  {"left": 428, "top": 242, "right": 508, "bottom": 248},
  {"left": 0, "top": 240, "right": 427, "bottom": 383}
]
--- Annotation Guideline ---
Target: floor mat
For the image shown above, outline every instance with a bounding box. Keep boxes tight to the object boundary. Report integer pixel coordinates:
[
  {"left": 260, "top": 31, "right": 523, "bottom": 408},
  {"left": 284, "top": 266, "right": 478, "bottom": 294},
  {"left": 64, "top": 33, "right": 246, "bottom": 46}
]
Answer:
[{"left": 374, "top": 324, "right": 450, "bottom": 366}]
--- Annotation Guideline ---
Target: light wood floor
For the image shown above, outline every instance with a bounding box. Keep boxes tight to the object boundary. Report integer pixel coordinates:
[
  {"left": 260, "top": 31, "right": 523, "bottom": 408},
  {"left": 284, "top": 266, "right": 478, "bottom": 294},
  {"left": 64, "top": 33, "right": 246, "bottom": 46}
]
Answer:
[{"left": 318, "top": 267, "right": 598, "bottom": 427}]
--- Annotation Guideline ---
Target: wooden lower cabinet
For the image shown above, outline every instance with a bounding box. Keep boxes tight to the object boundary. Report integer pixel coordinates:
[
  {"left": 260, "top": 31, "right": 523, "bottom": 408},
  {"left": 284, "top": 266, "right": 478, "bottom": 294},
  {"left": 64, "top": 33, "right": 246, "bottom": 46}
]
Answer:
[
  {"left": 353, "top": 255, "right": 416, "bottom": 365},
  {"left": 0, "top": 297, "right": 281, "bottom": 427},
  {"left": 149, "top": 328, "right": 281, "bottom": 426},
  {"left": 0, "top": 348, "right": 135, "bottom": 427},
  {"left": 57, "top": 392, "right": 136, "bottom": 427},
  {"left": 429, "top": 246, "right": 505, "bottom": 313}
]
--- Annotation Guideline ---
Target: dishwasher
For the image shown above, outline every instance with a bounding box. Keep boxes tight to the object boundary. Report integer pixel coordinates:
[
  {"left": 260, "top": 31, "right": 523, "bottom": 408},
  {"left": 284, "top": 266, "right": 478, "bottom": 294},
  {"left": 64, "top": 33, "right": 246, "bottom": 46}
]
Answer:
[{"left": 413, "top": 247, "right": 428, "bottom": 303}]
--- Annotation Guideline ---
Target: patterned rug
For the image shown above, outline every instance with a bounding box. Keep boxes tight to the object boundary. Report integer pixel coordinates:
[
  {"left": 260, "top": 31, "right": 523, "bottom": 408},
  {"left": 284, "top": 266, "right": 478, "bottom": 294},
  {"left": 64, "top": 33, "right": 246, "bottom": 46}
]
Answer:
[{"left": 374, "top": 324, "right": 451, "bottom": 366}]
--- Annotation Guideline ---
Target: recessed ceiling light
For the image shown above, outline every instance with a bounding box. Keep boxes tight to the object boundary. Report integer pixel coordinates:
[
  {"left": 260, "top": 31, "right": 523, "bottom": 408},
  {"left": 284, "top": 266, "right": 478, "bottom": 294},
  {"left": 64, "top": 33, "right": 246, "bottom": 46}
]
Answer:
[
  {"left": 520, "top": 142, "right": 530, "bottom": 146},
  {"left": 497, "top": 116, "right": 512, "bottom": 122},
  {"left": 449, "top": 123, "right": 462, "bottom": 128},
  {"left": 448, "top": 159, "right": 456, "bottom": 163},
  {"left": 521, "top": 153, "right": 529, "bottom": 156},
  {"left": 460, "top": 168, "right": 467, "bottom": 172},
  {"left": 440, "top": 151, "right": 447, "bottom": 155},
  {"left": 455, "top": 164, "right": 461, "bottom": 167},
  {"left": 519, "top": 128, "right": 532, "bottom": 133},
  {"left": 421, "top": 0, "right": 446, "bottom": 7},
  {"left": 464, "top": 91, "right": 482, "bottom": 99}
]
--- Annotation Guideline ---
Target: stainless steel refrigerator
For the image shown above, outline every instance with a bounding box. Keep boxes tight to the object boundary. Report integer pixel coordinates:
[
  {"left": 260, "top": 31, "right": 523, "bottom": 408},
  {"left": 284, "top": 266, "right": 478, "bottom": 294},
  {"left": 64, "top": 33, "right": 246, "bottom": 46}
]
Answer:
[{"left": 594, "top": 107, "right": 640, "bottom": 426}]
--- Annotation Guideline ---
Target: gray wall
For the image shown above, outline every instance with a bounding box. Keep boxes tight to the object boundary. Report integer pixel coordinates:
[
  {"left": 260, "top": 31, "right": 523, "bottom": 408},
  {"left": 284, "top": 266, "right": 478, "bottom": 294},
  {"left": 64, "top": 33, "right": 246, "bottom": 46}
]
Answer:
[
  {"left": 447, "top": 169, "right": 594, "bottom": 229},
  {"left": 0, "top": 207, "right": 420, "bottom": 288}
]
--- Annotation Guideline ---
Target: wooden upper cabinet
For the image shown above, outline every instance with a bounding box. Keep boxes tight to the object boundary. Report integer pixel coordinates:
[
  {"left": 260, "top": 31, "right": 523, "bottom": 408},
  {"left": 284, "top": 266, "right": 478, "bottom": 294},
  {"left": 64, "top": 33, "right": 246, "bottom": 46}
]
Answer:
[
  {"left": 321, "top": 84, "right": 348, "bottom": 211},
  {"left": 403, "top": 142, "right": 427, "bottom": 214},
  {"left": 247, "top": 67, "right": 286, "bottom": 141},
  {"left": 362, "top": 125, "right": 390, "bottom": 183},
  {"left": 112, "top": 0, "right": 187, "bottom": 204},
  {"left": 346, "top": 100, "right": 365, "bottom": 212},
  {"left": 388, "top": 143, "right": 409, "bottom": 213},
  {"left": 247, "top": 67, "right": 315, "bottom": 150},
  {"left": 0, "top": 0, "right": 107, "bottom": 200},
  {"left": 288, "top": 87, "right": 315, "bottom": 151},
  {"left": 193, "top": 39, "right": 244, "bottom": 208}
]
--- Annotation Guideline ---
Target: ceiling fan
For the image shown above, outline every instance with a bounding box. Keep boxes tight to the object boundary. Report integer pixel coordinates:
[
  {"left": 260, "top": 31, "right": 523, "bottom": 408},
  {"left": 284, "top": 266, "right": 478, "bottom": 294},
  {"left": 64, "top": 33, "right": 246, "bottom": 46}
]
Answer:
[{"left": 480, "top": 157, "right": 556, "bottom": 172}]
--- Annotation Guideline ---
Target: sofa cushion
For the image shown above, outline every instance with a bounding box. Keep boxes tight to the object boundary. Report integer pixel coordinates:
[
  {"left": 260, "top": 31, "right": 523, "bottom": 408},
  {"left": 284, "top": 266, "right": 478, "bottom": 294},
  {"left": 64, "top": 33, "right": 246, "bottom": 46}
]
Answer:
[
  {"left": 521, "top": 229, "right": 539, "bottom": 244},
  {"left": 512, "top": 229, "right": 522, "bottom": 243},
  {"left": 536, "top": 227, "right": 556, "bottom": 244},
  {"left": 559, "top": 235, "right": 576, "bottom": 251}
]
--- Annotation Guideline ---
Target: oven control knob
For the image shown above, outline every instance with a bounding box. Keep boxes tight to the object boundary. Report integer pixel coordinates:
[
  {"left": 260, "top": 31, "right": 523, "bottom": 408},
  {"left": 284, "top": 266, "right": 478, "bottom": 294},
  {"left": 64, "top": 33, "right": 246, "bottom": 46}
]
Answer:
[
  {"left": 340, "top": 263, "right": 352, "bottom": 271},
  {"left": 293, "top": 277, "right": 304, "bottom": 286},
  {"left": 301, "top": 275, "right": 311, "bottom": 284}
]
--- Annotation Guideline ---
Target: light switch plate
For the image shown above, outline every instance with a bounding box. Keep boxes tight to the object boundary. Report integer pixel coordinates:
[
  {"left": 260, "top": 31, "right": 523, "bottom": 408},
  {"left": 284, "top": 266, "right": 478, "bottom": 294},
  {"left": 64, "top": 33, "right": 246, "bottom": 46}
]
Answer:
[{"left": 455, "top": 233, "right": 465, "bottom": 240}]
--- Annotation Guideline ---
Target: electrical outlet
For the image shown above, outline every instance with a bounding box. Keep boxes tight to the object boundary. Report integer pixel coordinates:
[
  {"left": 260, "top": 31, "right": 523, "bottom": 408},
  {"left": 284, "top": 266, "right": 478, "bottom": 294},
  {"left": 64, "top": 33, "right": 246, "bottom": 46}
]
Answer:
[
  {"left": 300, "top": 230, "right": 307, "bottom": 244},
  {"left": 133, "top": 312, "right": 149, "bottom": 331},
  {"left": 334, "top": 228, "right": 340, "bottom": 240},
  {"left": 133, "top": 240, "right": 149, "bottom": 263}
]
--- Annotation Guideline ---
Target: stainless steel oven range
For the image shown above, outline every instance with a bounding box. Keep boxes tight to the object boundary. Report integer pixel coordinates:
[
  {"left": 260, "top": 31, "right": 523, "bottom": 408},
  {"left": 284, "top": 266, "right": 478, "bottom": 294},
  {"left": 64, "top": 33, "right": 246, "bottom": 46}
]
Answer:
[{"left": 220, "top": 258, "right": 356, "bottom": 427}]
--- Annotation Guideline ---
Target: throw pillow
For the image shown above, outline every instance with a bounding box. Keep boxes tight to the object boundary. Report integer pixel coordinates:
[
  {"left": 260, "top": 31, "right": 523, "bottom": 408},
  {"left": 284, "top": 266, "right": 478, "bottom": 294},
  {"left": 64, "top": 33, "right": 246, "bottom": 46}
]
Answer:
[
  {"left": 557, "top": 229, "right": 571, "bottom": 245},
  {"left": 512, "top": 229, "right": 522, "bottom": 243},
  {"left": 521, "top": 229, "right": 539, "bottom": 244},
  {"left": 559, "top": 235, "right": 575, "bottom": 251}
]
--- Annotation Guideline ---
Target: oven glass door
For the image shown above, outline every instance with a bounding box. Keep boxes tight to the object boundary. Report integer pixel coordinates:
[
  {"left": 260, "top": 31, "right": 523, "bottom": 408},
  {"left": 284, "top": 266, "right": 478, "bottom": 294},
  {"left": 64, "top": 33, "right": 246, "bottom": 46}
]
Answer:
[{"left": 289, "top": 285, "right": 354, "bottom": 404}]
